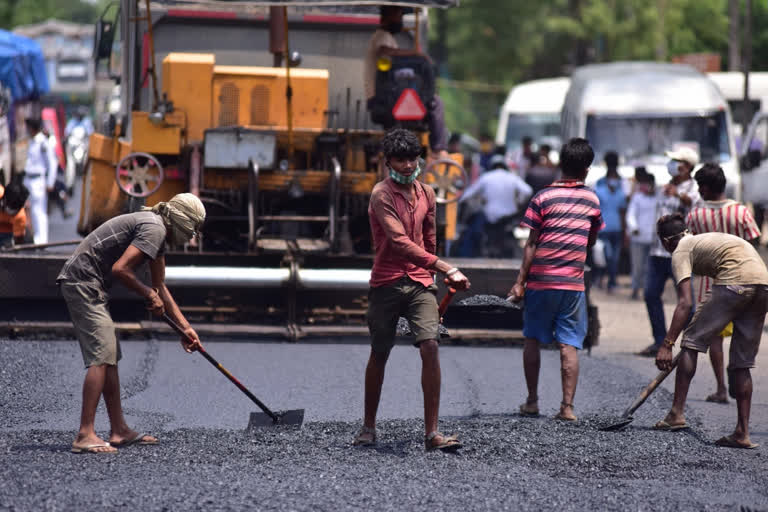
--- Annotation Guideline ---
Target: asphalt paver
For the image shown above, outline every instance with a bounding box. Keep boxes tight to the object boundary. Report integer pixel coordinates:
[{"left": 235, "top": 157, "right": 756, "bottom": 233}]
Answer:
[{"left": 1, "top": 338, "right": 766, "bottom": 511}]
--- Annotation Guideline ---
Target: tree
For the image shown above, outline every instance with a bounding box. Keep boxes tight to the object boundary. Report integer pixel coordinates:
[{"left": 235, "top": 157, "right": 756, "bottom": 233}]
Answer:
[{"left": 0, "top": 0, "right": 100, "bottom": 29}]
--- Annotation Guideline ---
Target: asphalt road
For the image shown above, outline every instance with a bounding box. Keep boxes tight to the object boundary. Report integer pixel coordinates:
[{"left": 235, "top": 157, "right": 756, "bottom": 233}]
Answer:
[{"left": 1, "top": 338, "right": 766, "bottom": 511}]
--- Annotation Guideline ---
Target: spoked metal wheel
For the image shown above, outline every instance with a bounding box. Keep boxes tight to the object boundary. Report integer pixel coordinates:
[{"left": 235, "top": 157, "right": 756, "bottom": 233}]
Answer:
[
  {"left": 423, "top": 158, "right": 468, "bottom": 204},
  {"left": 115, "top": 152, "right": 164, "bottom": 198}
]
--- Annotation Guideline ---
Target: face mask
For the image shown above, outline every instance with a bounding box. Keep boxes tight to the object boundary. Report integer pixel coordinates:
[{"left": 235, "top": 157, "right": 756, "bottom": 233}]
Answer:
[
  {"left": 637, "top": 183, "right": 651, "bottom": 194},
  {"left": 667, "top": 160, "right": 680, "bottom": 177},
  {"left": 388, "top": 164, "right": 421, "bottom": 185},
  {"left": 607, "top": 178, "right": 620, "bottom": 187},
  {"left": 385, "top": 21, "right": 403, "bottom": 34}
]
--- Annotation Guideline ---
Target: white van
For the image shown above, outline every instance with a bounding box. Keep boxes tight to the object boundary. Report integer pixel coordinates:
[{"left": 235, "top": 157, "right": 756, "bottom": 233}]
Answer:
[
  {"left": 707, "top": 71, "right": 768, "bottom": 138},
  {"left": 562, "top": 62, "right": 739, "bottom": 198},
  {"left": 496, "top": 77, "right": 570, "bottom": 153}
]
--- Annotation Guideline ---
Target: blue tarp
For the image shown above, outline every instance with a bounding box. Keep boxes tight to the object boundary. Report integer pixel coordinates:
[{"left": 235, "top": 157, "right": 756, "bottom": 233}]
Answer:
[{"left": 0, "top": 30, "right": 48, "bottom": 101}]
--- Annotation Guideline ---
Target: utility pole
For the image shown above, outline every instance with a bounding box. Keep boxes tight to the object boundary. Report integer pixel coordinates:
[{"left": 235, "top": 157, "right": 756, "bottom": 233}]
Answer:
[
  {"left": 742, "top": 0, "right": 752, "bottom": 134},
  {"left": 728, "top": 0, "right": 741, "bottom": 71}
]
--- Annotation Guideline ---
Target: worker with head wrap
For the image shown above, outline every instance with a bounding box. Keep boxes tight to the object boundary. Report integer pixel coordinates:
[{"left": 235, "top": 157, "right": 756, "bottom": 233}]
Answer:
[{"left": 56, "top": 193, "right": 206, "bottom": 454}]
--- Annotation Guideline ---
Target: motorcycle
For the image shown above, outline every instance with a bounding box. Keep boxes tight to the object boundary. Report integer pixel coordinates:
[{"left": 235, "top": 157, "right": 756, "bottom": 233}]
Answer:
[{"left": 65, "top": 125, "right": 88, "bottom": 192}]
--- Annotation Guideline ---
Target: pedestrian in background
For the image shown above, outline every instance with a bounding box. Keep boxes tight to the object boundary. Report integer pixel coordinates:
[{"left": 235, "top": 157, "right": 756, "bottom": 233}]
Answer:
[
  {"left": 22, "top": 118, "right": 58, "bottom": 245},
  {"left": 639, "top": 148, "right": 700, "bottom": 357},
  {"left": 509, "top": 138, "right": 603, "bottom": 422},
  {"left": 686, "top": 163, "right": 760, "bottom": 404},
  {"left": 593, "top": 151, "right": 627, "bottom": 293},
  {"left": 625, "top": 168, "right": 656, "bottom": 300},
  {"left": 458, "top": 154, "right": 532, "bottom": 258},
  {"left": 525, "top": 143, "right": 558, "bottom": 195},
  {"left": 0, "top": 174, "right": 28, "bottom": 248}
]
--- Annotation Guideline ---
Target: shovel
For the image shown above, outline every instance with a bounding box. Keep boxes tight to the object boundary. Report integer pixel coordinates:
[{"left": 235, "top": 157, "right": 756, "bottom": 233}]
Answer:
[
  {"left": 601, "top": 352, "right": 680, "bottom": 431},
  {"left": 162, "top": 313, "right": 305, "bottom": 429}
]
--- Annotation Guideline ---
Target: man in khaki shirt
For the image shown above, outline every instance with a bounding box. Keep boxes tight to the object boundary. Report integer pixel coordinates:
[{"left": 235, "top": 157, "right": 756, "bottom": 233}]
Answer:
[{"left": 655, "top": 214, "right": 768, "bottom": 449}]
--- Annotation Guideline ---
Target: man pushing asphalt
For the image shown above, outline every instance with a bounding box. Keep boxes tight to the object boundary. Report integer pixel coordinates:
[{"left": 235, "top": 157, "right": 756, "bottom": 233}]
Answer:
[
  {"left": 655, "top": 214, "right": 768, "bottom": 449},
  {"left": 57, "top": 193, "right": 206, "bottom": 454},
  {"left": 353, "top": 128, "right": 470, "bottom": 451}
]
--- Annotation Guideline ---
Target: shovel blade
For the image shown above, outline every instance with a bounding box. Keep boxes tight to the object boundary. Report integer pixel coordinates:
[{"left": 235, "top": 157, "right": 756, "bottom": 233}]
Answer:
[
  {"left": 600, "top": 416, "right": 634, "bottom": 432},
  {"left": 248, "top": 409, "right": 305, "bottom": 429}
]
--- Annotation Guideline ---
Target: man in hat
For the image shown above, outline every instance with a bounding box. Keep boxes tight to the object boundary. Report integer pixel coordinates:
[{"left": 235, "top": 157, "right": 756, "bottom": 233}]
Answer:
[
  {"left": 655, "top": 214, "right": 767, "bottom": 449},
  {"left": 57, "top": 193, "right": 206, "bottom": 454},
  {"left": 639, "top": 147, "right": 700, "bottom": 356}
]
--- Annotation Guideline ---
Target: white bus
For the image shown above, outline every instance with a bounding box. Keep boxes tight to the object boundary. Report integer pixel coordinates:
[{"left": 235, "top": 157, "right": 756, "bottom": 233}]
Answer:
[
  {"left": 495, "top": 77, "right": 570, "bottom": 153},
  {"left": 562, "top": 62, "right": 739, "bottom": 198}
]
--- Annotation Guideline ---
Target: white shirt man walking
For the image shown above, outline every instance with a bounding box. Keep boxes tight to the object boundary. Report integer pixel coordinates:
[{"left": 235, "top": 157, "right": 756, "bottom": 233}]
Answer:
[{"left": 23, "top": 117, "right": 58, "bottom": 244}]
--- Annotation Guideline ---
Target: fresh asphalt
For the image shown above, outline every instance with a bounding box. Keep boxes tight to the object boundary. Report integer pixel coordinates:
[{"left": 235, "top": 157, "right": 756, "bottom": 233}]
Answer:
[{"left": 1, "top": 337, "right": 766, "bottom": 511}]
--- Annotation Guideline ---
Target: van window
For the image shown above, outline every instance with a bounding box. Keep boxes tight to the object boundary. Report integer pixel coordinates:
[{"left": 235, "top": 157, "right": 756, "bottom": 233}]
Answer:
[
  {"left": 585, "top": 111, "right": 730, "bottom": 163},
  {"left": 505, "top": 113, "right": 561, "bottom": 151}
]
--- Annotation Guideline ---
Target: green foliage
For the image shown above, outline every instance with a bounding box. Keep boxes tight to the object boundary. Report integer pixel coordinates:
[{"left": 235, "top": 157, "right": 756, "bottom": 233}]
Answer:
[
  {"left": 0, "top": 0, "right": 101, "bottom": 30},
  {"left": 431, "top": 0, "right": 764, "bottom": 139}
]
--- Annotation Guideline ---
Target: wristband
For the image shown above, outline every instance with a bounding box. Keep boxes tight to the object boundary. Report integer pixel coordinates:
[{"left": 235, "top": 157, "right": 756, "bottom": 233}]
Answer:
[
  {"left": 446, "top": 268, "right": 459, "bottom": 276},
  {"left": 663, "top": 338, "right": 676, "bottom": 348}
]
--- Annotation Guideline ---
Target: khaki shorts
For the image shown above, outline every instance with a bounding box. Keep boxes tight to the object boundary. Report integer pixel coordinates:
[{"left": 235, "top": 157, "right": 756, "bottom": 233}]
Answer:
[
  {"left": 367, "top": 277, "right": 439, "bottom": 353},
  {"left": 682, "top": 284, "right": 768, "bottom": 369},
  {"left": 60, "top": 282, "right": 121, "bottom": 367}
]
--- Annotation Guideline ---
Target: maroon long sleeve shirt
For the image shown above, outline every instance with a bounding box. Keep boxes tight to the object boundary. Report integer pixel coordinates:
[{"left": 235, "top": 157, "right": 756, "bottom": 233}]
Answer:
[{"left": 368, "top": 178, "right": 438, "bottom": 288}]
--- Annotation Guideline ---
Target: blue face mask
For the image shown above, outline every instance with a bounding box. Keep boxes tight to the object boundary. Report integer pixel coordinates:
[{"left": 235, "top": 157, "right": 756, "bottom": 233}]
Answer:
[
  {"left": 388, "top": 164, "right": 421, "bottom": 184},
  {"left": 667, "top": 160, "right": 680, "bottom": 177}
]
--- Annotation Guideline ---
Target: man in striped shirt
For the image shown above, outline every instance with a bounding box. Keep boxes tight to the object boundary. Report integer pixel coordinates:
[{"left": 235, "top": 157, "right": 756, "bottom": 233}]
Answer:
[
  {"left": 686, "top": 163, "right": 760, "bottom": 404},
  {"left": 509, "top": 138, "right": 604, "bottom": 421}
]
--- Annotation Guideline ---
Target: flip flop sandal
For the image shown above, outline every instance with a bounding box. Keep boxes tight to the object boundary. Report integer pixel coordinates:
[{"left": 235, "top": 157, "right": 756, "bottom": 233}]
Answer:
[
  {"left": 71, "top": 443, "right": 118, "bottom": 454},
  {"left": 519, "top": 399, "right": 540, "bottom": 417},
  {"left": 425, "top": 431, "right": 462, "bottom": 452},
  {"left": 653, "top": 419, "right": 689, "bottom": 431},
  {"left": 110, "top": 432, "right": 158, "bottom": 448},
  {"left": 352, "top": 426, "right": 376, "bottom": 447},
  {"left": 715, "top": 435, "right": 759, "bottom": 449},
  {"left": 705, "top": 394, "right": 729, "bottom": 404},
  {"left": 554, "top": 402, "right": 577, "bottom": 422}
]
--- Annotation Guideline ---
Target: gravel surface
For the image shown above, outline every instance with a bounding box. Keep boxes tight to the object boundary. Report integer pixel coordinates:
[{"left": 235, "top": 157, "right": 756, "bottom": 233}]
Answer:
[
  {"left": 1, "top": 339, "right": 766, "bottom": 511},
  {"left": 458, "top": 294, "right": 522, "bottom": 309},
  {"left": 396, "top": 317, "right": 450, "bottom": 338}
]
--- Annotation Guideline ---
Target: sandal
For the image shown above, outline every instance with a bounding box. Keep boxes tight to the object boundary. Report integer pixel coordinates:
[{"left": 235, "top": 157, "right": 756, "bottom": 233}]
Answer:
[
  {"left": 554, "top": 402, "right": 578, "bottom": 422},
  {"left": 425, "top": 431, "right": 462, "bottom": 452},
  {"left": 352, "top": 426, "right": 376, "bottom": 446},
  {"left": 519, "top": 397, "right": 540, "bottom": 417}
]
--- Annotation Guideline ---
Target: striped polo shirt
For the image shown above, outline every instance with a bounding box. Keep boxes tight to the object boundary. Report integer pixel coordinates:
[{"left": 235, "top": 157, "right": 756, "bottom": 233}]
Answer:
[
  {"left": 522, "top": 180, "right": 604, "bottom": 291},
  {"left": 686, "top": 199, "right": 761, "bottom": 303}
]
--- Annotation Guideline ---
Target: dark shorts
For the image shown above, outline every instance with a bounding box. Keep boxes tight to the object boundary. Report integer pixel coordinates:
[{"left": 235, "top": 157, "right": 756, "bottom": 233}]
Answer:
[
  {"left": 522, "top": 289, "right": 587, "bottom": 349},
  {"left": 367, "top": 277, "right": 439, "bottom": 353},
  {"left": 682, "top": 284, "right": 768, "bottom": 369}
]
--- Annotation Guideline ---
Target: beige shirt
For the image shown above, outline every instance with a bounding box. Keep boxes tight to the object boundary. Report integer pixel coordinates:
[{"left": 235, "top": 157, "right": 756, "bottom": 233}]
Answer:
[
  {"left": 364, "top": 29, "right": 398, "bottom": 99},
  {"left": 671, "top": 233, "right": 768, "bottom": 286}
]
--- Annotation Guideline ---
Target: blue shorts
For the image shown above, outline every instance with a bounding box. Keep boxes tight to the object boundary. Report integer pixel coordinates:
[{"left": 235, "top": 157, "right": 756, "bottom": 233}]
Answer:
[{"left": 523, "top": 289, "right": 587, "bottom": 349}]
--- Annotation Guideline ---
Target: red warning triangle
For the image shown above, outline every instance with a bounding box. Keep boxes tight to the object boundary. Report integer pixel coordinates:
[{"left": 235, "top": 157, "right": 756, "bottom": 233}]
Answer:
[{"left": 392, "top": 88, "right": 427, "bottom": 121}]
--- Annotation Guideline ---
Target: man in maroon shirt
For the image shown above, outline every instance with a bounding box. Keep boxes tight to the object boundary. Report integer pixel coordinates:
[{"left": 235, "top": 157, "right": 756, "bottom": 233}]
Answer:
[{"left": 353, "top": 129, "right": 470, "bottom": 451}]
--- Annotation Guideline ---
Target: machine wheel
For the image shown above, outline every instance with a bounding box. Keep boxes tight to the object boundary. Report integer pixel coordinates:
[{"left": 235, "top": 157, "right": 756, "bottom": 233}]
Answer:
[
  {"left": 423, "top": 158, "right": 468, "bottom": 204},
  {"left": 115, "top": 152, "right": 164, "bottom": 198}
]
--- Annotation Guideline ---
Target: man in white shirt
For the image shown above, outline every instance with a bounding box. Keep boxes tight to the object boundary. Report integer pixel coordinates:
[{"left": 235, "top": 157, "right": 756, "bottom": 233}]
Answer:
[
  {"left": 639, "top": 147, "right": 700, "bottom": 356},
  {"left": 364, "top": 6, "right": 447, "bottom": 156},
  {"left": 23, "top": 117, "right": 59, "bottom": 244},
  {"left": 459, "top": 154, "right": 532, "bottom": 257}
]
